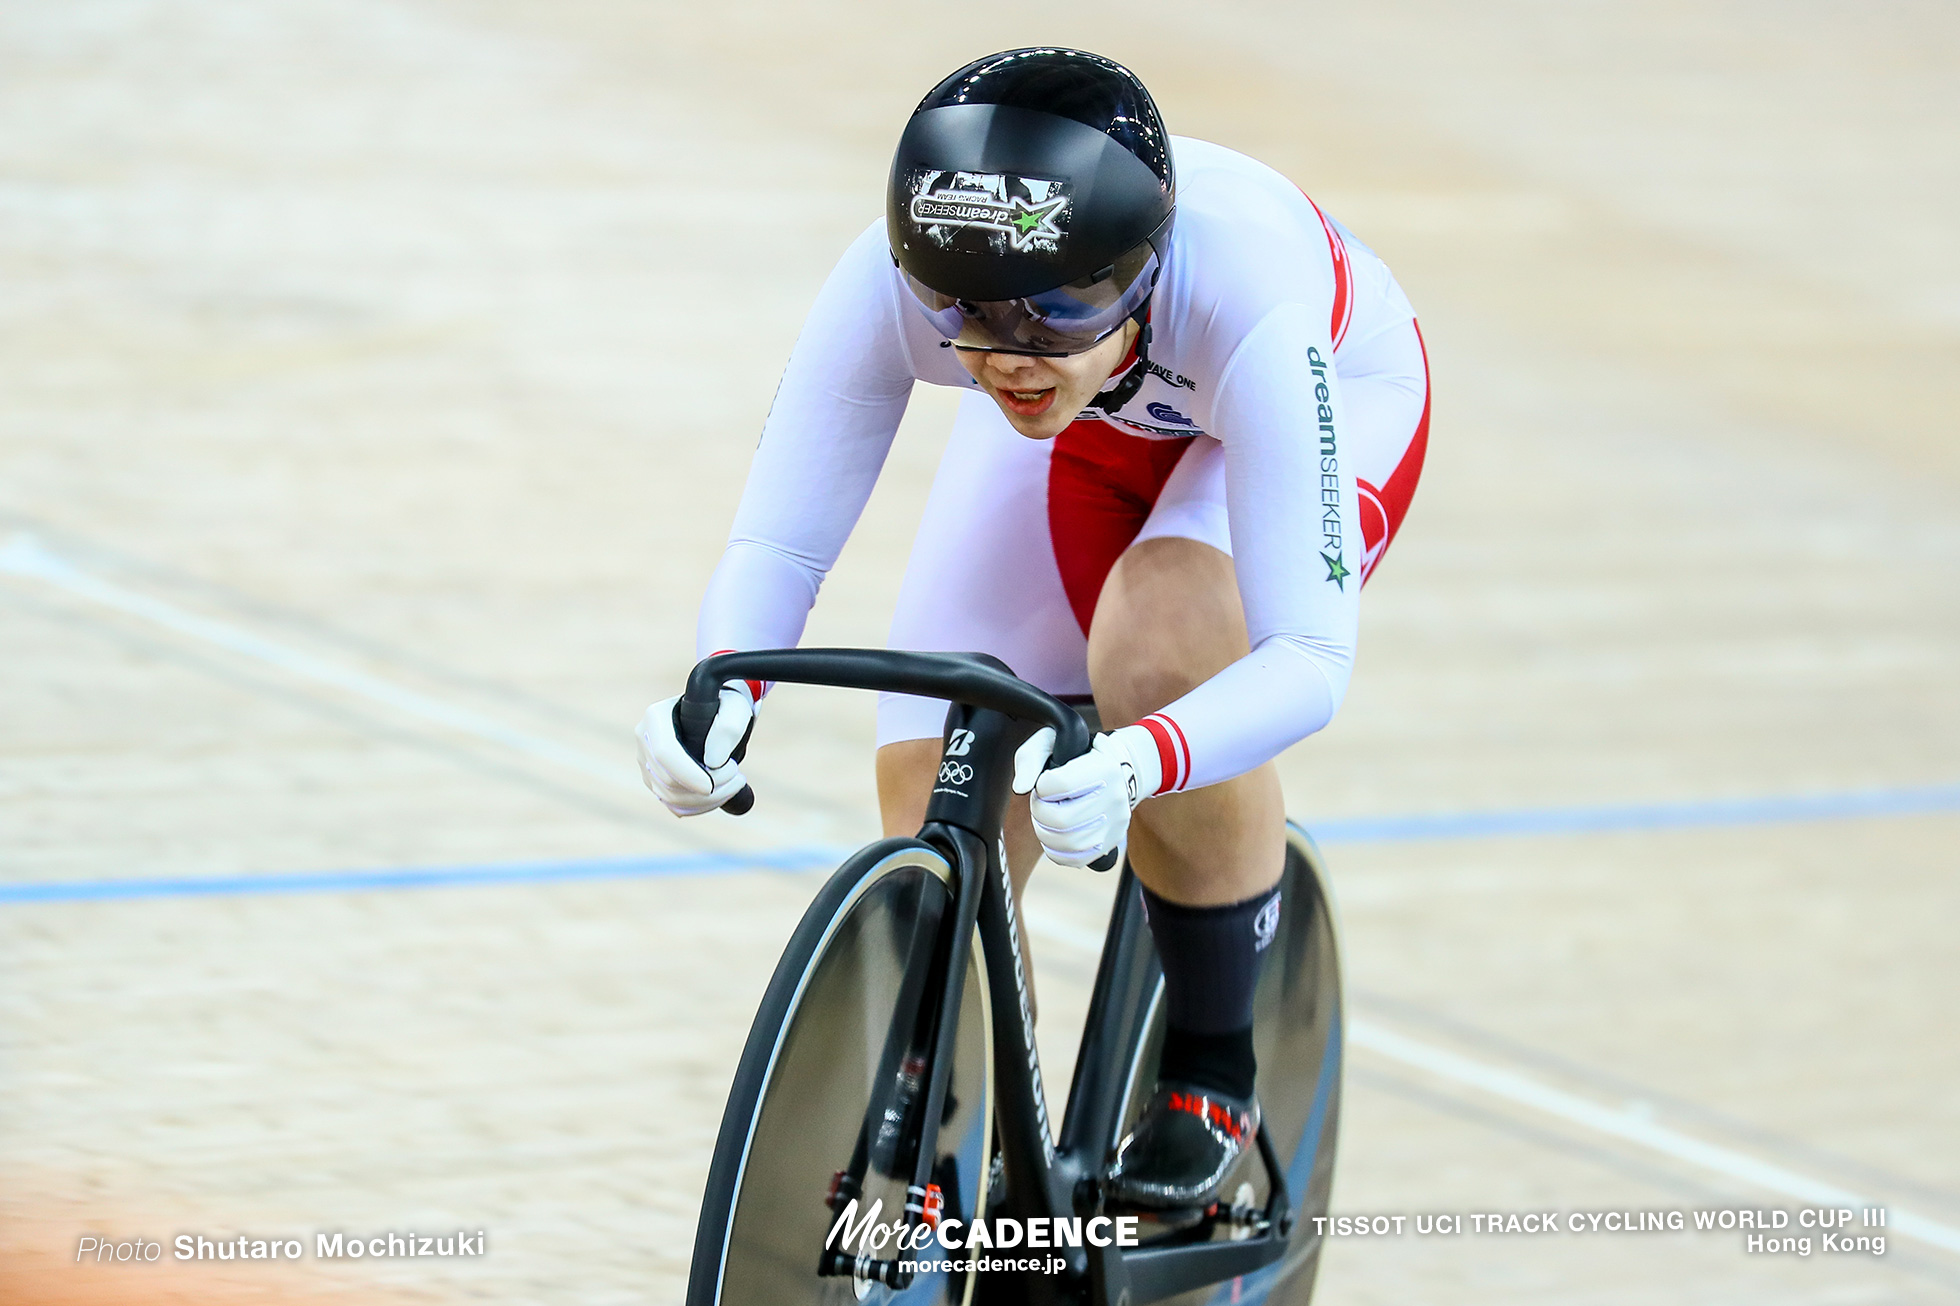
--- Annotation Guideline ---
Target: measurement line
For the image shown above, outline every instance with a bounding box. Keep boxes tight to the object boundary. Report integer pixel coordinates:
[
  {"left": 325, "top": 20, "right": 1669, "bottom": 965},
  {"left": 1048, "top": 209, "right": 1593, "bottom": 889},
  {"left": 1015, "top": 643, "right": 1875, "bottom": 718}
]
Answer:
[
  {"left": 1347, "top": 1020, "right": 1960, "bottom": 1256},
  {"left": 1352, "top": 985, "right": 1960, "bottom": 1215},
  {"left": 0, "top": 532, "right": 636, "bottom": 791},
  {"left": 8, "top": 531, "right": 1956, "bottom": 855},
  {"left": 1025, "top": 914, "right": 1959, "bottom": 1258}
]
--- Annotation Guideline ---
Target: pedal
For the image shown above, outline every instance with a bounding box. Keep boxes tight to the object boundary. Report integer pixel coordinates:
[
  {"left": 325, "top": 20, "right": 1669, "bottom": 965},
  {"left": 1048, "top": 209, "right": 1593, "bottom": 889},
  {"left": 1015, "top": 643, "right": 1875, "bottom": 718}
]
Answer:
[
  {"left": 1099, "top": 1181, "right": 1283, "bottom": 1241},
  {"left": 1221, "top": 1183, "right": 1271, "bottom": 1240}
]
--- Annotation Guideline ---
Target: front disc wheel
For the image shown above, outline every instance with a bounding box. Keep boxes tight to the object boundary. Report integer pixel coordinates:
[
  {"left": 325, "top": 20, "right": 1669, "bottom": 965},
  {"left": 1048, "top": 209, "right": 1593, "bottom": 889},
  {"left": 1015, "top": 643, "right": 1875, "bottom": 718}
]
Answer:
[{"left": 687, "top": 838, "right": 994, "bottom": 1306}]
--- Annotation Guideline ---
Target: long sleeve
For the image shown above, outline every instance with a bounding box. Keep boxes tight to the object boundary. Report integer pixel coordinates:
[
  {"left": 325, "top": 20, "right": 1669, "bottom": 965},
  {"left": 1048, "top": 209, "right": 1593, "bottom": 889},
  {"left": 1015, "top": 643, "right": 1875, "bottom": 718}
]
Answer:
[
  {"left": 695, "top": 223, "right": 919, "bottom": 657},
  {"left": 1134, "top": 304, "right": 1362, "bottom": 792}
]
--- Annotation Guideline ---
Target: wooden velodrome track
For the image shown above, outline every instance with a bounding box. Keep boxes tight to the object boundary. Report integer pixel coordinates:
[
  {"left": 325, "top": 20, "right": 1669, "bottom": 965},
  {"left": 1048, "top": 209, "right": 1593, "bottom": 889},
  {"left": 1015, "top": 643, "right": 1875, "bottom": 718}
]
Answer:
[{"left": 2, "top": 2, "right": 1956, "bottom": 1302}]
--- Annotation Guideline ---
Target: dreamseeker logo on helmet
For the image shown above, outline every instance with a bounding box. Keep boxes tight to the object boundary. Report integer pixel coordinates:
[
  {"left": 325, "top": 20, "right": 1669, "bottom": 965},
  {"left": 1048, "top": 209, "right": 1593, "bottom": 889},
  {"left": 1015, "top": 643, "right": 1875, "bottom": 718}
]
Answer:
[
  {"left": 908, "top": 170, "right": 1071, "bottom": 256},
  {"left": 1308, "top": 345, "right": 1350, "bottom": 590}
]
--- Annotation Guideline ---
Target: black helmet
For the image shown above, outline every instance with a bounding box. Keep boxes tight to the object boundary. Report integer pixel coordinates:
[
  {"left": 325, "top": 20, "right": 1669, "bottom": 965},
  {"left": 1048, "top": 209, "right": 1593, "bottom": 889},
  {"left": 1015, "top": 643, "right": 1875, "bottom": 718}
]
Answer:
[{"left": 888, "top": 48, "right": 1174, "bottom": 365}]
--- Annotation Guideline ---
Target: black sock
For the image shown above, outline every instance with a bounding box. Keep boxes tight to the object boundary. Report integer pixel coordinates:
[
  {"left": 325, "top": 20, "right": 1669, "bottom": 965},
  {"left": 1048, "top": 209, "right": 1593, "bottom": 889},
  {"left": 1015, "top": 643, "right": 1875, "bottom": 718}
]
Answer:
[
  {"left": 1158, "top": 1026, "right": 1257, "bottom": 1100},
  {"left": 1141, "top": 884, "right": 1282, "bottom": 1101}
]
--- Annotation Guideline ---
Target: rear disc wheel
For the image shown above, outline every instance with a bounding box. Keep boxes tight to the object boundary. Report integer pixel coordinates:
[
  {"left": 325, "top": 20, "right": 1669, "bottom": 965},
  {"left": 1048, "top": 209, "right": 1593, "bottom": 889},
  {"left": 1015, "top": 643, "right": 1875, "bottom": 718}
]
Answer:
[{"left": 1111, "top": 821, "right": 1344, "bottom": 1305}]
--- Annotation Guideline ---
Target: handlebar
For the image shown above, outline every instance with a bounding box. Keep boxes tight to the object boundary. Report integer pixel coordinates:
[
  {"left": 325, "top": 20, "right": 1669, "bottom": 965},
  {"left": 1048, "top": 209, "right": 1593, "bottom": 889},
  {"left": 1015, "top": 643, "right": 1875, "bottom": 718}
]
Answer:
[{"left": 675, "top": 648, "right": 1094, "bottom": 818}]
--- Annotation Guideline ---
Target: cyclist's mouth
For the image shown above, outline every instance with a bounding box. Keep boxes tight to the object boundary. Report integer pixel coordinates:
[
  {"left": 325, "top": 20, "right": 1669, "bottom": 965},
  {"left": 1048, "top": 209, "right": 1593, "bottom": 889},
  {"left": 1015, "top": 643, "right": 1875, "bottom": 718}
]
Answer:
[{"left": 997, "top": 386, "right": 1057, "bottom": 417}]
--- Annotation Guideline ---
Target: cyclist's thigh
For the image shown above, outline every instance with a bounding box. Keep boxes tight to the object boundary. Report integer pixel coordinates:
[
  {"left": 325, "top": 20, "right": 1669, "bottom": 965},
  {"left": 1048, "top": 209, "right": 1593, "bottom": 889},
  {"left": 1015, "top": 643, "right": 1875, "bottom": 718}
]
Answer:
[
  {"left": 1337, "top": 316, "right": 1431, "bottom": 581},
  {"left": 879, "top": 392, "right": 1088, "bottom": 746}
]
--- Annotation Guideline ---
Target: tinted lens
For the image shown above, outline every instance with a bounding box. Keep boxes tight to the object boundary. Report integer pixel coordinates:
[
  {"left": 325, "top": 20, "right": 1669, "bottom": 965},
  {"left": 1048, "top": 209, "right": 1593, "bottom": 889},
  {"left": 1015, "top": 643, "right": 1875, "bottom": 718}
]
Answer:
[{"left": 902, "top": 242, "right": 1159, "bottom": 356}]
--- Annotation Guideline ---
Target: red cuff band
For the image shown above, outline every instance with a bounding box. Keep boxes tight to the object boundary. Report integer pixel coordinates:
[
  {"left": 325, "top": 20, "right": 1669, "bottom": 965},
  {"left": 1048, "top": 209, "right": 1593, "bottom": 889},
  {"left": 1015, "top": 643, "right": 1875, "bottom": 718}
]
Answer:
[
  {"left": 710, "top": 650, "right": 767, "bottom": 703},
  {"left": 1139, "top": 713, "right": 1189, "bottom": 794}
]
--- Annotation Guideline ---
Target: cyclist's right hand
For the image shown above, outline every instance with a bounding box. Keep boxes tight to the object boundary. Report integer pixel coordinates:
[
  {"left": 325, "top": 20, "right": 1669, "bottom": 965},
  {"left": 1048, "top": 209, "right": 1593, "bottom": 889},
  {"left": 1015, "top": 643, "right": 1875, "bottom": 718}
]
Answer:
[{"left": 636, "top": 683, "right": 754, "bottom": 817}]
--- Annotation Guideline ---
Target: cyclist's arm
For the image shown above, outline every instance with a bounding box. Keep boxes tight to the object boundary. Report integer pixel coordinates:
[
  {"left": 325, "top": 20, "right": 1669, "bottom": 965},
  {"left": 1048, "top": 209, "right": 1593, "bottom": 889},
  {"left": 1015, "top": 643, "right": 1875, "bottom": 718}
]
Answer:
[
  {"left": 696, "top": 223, "right": 920, "bottom": 658},
  {"left": 1133, "top": 304, "right": 1363, "bottom": 794}
]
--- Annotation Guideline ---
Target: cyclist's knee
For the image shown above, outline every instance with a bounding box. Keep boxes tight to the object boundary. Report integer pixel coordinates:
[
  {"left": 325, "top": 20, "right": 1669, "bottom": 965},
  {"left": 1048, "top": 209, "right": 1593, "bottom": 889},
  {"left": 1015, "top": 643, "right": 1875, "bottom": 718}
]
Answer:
[
  {"left": 1093, "top": 651, "right": 1204, "bottom": 726},
  {"left": 1088, "top": 539, "right": 1250, "bottom": 724}
]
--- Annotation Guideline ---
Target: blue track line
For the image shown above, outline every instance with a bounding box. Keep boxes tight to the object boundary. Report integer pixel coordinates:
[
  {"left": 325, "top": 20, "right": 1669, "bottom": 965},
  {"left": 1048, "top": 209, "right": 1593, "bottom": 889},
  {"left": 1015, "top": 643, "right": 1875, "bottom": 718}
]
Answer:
[
  {"left": 3, "top": 783, "right": 1955, "bottom": 906},
  {"left": 0, "top": 846, "right": 851, "bottom": 905},
  {"left": 1308, "top": 780, "right": 1960, "bottom": 842}
]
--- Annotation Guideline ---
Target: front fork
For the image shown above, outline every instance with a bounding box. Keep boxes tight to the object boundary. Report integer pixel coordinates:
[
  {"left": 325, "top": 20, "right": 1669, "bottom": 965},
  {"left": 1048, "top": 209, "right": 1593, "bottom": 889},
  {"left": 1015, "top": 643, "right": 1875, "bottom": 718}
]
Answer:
[{"left": 816, "top": 702, "right": 1024, "bottom": 1291}]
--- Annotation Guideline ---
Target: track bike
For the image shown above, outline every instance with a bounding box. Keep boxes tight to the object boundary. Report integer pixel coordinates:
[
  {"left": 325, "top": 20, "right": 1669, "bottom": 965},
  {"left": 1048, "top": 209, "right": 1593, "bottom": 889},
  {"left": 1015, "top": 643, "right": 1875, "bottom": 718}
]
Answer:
[{"left": 678, "top": 649, "right": 1343, "bottom": 1306}]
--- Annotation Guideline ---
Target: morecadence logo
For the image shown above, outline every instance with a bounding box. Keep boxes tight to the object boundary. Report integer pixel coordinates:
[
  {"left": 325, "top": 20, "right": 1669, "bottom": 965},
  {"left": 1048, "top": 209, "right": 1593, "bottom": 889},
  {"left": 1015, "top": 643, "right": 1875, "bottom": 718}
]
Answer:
[{"left": 826, "top": 1198, "right": 1139, "bottom": 1275}]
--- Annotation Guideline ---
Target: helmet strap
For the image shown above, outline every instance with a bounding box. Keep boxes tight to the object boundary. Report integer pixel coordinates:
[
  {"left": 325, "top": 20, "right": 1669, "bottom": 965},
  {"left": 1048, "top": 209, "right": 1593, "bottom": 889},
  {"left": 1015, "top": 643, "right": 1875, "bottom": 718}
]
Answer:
[{"left": 1085, "top": 303, "right": 1153, "bottom": 417}]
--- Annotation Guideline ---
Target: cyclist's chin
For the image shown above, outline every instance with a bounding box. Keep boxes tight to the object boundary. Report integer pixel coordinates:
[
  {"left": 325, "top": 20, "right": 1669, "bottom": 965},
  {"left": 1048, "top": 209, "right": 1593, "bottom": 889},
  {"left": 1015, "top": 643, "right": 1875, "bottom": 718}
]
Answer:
[{"left": 988, "top": 389, "right": 1080, "bottom": 440}]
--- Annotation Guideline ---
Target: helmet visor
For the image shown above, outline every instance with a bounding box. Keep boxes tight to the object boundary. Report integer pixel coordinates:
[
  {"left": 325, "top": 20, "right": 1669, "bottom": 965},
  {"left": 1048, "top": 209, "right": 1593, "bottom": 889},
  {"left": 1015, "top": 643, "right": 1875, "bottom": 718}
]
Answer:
[{"left": 902, "top": 240, "right": 1160, "bottom": 357}]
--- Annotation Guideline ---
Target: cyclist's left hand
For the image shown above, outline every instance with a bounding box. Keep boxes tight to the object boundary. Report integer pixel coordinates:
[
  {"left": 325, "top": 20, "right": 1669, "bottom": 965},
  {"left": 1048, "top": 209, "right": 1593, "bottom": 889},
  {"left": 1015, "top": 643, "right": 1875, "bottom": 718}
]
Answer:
[{"left": 1012, "top": 725, "right": 1162, "bottom": 867}]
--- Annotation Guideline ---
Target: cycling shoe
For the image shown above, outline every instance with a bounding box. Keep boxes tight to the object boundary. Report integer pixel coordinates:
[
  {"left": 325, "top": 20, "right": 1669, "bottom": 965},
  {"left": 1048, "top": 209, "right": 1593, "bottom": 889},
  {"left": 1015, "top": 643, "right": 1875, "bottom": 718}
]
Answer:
[{"left": 1104, "top": 1082, "right": 1260, "bottom": 1211}]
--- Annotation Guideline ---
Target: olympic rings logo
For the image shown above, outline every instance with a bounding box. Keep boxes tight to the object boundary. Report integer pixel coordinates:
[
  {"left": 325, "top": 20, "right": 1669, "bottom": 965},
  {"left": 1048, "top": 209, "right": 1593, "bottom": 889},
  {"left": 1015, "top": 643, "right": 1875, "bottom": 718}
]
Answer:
[{"left": 938, "top": 761, "right": 974, "bottom": 786}]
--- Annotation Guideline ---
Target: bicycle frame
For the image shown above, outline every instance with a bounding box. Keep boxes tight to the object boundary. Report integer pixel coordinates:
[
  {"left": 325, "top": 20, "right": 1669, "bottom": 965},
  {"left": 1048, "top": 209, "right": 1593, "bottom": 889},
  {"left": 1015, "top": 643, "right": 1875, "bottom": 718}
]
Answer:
[
  {"left": 925, "top": 703, "right": 1292, "bottom": 1306},
  {"left": 681, "top": 649, "right": 1293, "bottom": 1306}
]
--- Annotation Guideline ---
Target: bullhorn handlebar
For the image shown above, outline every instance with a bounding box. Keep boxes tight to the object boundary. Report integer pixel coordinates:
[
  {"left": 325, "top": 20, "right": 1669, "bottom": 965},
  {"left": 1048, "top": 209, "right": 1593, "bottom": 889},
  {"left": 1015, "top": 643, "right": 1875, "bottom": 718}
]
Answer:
[{"left": 674, "top": 648, "right": 1094, "bottom": 817}]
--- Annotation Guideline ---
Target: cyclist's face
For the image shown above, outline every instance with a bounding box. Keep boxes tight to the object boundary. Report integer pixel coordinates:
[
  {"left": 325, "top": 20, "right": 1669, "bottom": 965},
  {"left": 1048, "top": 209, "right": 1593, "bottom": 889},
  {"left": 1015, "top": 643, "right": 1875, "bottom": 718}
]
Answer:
[{"left": 955, "top": 320, "right": 1141, "bottom": 440}]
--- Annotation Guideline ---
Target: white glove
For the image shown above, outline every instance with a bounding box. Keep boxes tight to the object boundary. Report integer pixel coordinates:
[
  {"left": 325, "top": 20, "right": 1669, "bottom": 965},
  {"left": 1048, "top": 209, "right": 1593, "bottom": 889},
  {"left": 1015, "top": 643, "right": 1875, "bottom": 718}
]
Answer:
[
  {"left": 635, "top": 683, "right": 755, "bottom": 817},
  {"left": 1011, "top": 725, "right": 1163, "bottom": 867}
]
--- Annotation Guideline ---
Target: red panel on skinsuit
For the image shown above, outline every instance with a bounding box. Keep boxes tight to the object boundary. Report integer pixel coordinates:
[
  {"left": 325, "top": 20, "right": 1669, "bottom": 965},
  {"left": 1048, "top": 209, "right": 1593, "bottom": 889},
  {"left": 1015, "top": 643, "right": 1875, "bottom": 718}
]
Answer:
[
  {"left": 1048, "top": 317, "right": 1428, "bottom": 625},
  {"left": 1304, "top": 192, "right": 1354, "bottom": 348},
  {"left": 1047, "top": 419, "right": 1196, "bottom": 635},
  {"left": 1358, "top": 321, "right": 1432, "bottom": 583}
]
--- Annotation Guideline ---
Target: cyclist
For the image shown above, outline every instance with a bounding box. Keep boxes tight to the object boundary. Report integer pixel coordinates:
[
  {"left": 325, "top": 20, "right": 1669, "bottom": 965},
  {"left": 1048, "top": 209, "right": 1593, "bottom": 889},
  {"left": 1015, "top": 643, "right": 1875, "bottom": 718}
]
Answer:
[{"left": 639, "top": 48, "right": 1428, "bottom": 1214}]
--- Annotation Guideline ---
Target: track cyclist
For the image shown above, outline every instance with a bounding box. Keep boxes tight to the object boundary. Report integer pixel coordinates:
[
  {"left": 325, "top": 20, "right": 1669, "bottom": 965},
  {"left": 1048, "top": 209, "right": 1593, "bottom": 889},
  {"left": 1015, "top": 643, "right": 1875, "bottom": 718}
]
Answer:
[{"left": 639, "top": 48, "right": 1429, "bottom": 1218}]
